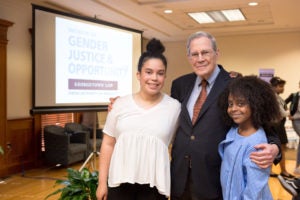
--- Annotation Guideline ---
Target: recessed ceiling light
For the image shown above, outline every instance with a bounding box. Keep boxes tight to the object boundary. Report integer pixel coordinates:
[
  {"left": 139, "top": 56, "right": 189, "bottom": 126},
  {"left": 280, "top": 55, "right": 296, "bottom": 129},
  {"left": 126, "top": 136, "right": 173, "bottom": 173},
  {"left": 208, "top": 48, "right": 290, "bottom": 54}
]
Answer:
[
  {"left": 188, "top": 12, "right": 215, "bottom": 24},
  {"left": 209, "top": 11, "right": 227, "bottom": 22},
  {"left": 164, "top": 9, "right": 173, "bottom": 14},
  {"left": 221, "top": 9, "right": 245, "bottom": 21},
  {"left": 248, "top": 2, "right": 258, "bottom": 6},
  {"left": 188, "top": 9, "right": 245, "bottom": 24}
]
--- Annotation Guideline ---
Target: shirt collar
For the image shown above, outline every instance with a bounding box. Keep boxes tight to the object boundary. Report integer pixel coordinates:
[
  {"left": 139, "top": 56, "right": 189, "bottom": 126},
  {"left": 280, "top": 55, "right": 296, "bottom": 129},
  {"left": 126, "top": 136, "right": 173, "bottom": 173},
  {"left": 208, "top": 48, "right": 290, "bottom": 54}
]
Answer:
[{"left": 195, "top": 65, "right": 220, "bottom": 87}]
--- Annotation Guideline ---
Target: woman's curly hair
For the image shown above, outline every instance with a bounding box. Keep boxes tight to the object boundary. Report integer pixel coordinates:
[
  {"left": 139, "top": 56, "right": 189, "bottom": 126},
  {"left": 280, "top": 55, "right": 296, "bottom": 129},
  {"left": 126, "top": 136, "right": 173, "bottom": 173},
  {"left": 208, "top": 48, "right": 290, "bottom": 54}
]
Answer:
[{"left": 219, "top": 75, "right": 281, "bottom": 131}]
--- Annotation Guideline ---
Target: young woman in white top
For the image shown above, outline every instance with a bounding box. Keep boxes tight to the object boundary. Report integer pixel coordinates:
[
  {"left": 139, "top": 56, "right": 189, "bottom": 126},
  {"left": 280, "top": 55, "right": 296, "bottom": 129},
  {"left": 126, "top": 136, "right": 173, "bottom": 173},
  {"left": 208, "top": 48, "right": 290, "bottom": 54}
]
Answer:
[{"left": 96, "top": 38, "right": 181, "bottom": 200}]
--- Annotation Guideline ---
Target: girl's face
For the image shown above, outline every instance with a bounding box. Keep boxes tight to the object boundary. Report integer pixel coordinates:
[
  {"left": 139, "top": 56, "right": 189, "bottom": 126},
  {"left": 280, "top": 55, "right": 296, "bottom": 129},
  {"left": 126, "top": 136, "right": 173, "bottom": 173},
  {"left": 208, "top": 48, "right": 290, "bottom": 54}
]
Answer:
[
  {"left": 227, "top": 94, "right": 252, "bottom": 127},
  {"left": 137, "top": 58, "right": 166, "bottom": 96}
]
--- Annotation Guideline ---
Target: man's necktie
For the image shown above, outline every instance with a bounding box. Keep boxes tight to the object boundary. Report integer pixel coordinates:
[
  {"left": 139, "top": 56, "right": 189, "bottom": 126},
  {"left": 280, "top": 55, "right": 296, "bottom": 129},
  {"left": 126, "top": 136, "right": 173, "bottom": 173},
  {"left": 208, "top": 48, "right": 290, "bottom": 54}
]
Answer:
[{"left": 192, "top": 79, "right": 207, "bottom": 125}]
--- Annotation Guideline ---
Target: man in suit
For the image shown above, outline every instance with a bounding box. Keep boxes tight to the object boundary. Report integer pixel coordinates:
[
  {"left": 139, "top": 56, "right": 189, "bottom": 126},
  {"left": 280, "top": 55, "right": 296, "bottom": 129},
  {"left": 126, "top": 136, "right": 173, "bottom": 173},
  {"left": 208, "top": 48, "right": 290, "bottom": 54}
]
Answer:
[{"left": 170, "top": 31, "right": 280, "bottom": 200}]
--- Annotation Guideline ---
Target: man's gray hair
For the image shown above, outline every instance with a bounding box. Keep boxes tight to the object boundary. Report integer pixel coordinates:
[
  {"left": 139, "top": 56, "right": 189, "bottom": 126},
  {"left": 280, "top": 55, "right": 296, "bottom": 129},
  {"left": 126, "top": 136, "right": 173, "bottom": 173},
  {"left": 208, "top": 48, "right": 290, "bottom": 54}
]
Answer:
[{"left": 186, "top": 31, "right": 217, "bottom": 55}]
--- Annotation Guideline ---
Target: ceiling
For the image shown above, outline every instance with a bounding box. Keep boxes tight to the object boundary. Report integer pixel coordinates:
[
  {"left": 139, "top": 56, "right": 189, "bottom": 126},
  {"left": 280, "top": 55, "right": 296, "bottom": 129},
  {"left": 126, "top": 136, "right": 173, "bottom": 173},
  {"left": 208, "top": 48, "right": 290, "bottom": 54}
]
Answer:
[{"left": 35, "top": 0, "right": 300, "bottom": 42}]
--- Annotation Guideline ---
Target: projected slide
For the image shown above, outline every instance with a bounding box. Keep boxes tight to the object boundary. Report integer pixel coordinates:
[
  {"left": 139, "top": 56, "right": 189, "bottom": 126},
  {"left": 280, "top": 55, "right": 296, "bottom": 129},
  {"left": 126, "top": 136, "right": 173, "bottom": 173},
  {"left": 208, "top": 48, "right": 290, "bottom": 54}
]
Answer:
[
  {"left": 32, "top": 5, "right": 141, "bottom": 113},
  {"left": 55, "top": 17, "right": 132, "bottom": 104}
]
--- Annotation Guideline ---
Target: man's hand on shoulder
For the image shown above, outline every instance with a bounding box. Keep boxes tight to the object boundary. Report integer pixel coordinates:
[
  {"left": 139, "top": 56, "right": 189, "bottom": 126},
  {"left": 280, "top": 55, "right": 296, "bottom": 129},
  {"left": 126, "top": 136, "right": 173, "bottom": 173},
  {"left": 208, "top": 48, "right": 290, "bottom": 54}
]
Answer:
[
  {"left": 250, "top": 143, "right": 279, "bottom": 168},
  {"left": 229, "top": 71, "right": 243, "bottom": 78}
]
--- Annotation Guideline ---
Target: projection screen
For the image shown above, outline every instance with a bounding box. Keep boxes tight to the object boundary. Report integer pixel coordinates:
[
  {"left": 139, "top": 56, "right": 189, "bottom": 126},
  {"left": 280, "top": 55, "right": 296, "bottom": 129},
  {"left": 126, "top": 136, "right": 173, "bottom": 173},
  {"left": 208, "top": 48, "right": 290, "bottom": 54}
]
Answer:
[{"left": 31, "top": 5, "right": 142, "bottom": 114}]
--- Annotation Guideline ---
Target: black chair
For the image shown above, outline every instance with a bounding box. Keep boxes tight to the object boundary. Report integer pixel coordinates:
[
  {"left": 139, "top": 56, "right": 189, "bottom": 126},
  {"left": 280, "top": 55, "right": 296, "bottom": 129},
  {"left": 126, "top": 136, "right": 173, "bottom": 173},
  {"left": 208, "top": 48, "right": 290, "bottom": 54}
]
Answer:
[
  {"left": 64, "top": 122, "right": 102, "bottom": 154},
  {"left": 44, "top": 125, "right": 89, "bottom": 166}
]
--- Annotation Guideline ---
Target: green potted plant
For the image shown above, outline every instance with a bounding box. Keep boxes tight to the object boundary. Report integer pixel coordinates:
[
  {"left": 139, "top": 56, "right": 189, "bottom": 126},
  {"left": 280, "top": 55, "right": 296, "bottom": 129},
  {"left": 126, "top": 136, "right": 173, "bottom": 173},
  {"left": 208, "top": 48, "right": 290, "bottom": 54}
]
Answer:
[{"left": 45, "top": 168, "right": 98, "bottom": 200}]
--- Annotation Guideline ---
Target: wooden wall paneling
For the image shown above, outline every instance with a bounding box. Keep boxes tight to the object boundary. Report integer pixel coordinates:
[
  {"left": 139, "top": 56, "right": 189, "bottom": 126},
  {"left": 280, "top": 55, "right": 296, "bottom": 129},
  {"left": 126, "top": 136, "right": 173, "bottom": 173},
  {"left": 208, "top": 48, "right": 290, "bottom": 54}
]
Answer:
[
  {"left": 3, "top": 118, "right": 36, "bottom": 176},
  {"left": 33, "top": 114, "right": 42, "bottom": 159},
  {"left": 0, "top": 19, "right": 13, "bottom": 177}
]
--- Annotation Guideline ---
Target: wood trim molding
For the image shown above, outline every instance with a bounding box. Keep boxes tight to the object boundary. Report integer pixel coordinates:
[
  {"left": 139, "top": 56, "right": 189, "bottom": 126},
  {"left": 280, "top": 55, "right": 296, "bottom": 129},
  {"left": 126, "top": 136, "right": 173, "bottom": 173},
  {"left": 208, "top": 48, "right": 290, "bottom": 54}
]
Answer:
[{"left": 0, "top": 19, "right": 13, "bottom": 177}]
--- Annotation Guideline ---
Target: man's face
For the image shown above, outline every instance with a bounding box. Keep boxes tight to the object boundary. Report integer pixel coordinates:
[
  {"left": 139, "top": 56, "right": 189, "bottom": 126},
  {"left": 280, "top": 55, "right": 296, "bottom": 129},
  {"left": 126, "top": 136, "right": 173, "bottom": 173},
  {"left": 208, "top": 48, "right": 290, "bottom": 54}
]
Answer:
[{"left": 187, "top": 37, "right": 219, "bottom": 80}]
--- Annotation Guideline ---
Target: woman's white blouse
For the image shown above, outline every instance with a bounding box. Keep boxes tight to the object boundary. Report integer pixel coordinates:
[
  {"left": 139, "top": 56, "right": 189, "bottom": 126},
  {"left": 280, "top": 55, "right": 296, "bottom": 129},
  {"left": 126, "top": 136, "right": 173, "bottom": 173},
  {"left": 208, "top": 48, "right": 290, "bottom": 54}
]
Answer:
[{"left": 103, "top": 94, "right": 181, "bottom": 197}]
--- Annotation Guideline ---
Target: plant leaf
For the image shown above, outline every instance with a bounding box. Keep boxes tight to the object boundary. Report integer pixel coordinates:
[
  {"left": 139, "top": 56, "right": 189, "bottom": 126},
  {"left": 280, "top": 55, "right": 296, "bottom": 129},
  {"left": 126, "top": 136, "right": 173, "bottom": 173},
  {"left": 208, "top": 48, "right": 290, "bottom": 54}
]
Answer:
[{"left": 46, "top": 167, "right": 99, "bottom": 200}]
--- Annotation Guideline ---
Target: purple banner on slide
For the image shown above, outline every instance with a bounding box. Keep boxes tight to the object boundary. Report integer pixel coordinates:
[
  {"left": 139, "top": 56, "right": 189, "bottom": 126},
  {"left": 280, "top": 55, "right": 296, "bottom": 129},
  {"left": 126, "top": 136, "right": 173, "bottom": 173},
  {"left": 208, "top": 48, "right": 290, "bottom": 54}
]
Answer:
[{"left": 68, "top": 79, "right": 118, "bottom": 90}]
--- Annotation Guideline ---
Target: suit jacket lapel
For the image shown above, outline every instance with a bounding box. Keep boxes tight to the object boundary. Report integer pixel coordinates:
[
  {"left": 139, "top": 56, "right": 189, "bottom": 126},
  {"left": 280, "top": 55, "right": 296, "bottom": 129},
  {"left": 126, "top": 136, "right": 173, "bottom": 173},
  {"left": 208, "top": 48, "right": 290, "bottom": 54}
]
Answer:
[{"left": 181, "top": 75, "right": 197, "bottom": 126}]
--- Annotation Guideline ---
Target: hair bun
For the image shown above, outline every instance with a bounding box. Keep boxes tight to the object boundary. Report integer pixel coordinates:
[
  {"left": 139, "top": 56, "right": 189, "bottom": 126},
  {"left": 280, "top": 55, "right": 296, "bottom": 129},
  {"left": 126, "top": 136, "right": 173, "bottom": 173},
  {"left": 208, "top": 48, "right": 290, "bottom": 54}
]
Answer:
[{"left": 146, "top": 38, "right": 165, "bottom": 54}]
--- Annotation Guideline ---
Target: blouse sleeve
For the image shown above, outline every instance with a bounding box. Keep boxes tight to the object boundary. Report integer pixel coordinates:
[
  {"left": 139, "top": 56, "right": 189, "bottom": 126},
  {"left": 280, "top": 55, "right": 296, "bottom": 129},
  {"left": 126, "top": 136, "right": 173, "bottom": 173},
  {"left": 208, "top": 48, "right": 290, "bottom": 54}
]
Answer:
[
  {"left": 243, "top": 147, "right": 271, "bottom": 199},
  {"left": 102, "top": 98, "right": 121, "bottom": 138}
]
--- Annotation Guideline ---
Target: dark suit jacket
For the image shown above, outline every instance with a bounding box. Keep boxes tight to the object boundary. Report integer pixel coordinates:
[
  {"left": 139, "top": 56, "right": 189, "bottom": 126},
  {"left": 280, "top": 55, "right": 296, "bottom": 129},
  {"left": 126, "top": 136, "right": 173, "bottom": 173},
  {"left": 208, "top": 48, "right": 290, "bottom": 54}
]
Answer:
[
  {"left": 170, "top": 65, "right": 231, "bottom": 199},
  {"left": 285, "top": 92, "right": 299, "bottom": 116},
  {"left": 170, "top": 65, "right": 281, "bottom": 199}
]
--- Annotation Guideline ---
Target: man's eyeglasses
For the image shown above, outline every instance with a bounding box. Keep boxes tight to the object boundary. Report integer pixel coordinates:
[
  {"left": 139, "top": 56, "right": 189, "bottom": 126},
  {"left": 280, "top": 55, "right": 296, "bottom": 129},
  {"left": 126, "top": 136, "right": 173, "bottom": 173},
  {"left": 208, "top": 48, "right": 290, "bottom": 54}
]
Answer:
[{"left": 189, "top": 50, "right": 214, "bottom": 59}]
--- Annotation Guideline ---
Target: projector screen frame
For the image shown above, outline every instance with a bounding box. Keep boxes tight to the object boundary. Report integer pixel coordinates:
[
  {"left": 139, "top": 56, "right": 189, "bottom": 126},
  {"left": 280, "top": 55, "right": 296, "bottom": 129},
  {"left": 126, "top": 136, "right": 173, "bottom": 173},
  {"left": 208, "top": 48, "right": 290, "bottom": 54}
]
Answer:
[{"left": 31, "top": 4, "right": 143, "bottom": 114}]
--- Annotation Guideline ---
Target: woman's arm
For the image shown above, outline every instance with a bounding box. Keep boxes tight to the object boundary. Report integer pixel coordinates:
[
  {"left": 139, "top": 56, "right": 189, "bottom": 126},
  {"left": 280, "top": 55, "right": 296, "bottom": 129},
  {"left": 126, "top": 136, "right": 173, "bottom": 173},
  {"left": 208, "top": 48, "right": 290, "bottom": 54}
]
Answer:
[
  {"left": 96, "top": 133, "right": 116, "bottom": 200},
  {"left": 285, "top": 93, "right": 293, "bottom": 104}
]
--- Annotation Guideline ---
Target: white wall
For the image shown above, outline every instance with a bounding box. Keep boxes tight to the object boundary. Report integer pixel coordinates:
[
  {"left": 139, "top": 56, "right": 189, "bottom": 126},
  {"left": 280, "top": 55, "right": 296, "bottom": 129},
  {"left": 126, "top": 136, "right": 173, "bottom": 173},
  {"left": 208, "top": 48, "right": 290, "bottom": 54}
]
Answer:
[
  {"left": 218, "top": 33, "right": 300, "bottom": 98},
  {"left": 163, "top": 32, "right": 300, "bottom": 99},
  {"left": 1, "top": 0, "right": 300, "bottom": 118}
]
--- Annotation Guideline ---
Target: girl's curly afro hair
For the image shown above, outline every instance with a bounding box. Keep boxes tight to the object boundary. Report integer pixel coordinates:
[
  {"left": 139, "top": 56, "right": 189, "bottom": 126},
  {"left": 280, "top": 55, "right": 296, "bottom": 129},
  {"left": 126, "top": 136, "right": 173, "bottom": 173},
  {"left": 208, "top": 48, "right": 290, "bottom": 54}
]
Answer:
[{"left": 219, "top": 75, "right": 281, "bottom": 130}]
